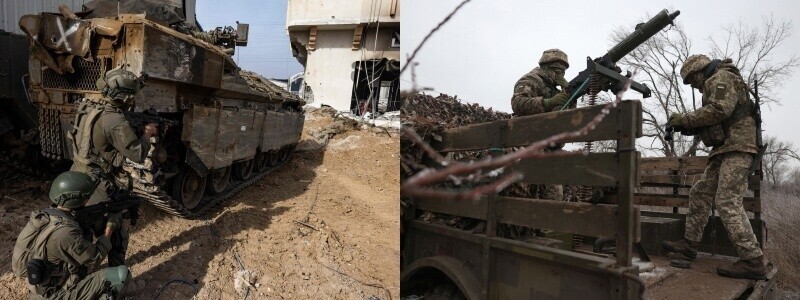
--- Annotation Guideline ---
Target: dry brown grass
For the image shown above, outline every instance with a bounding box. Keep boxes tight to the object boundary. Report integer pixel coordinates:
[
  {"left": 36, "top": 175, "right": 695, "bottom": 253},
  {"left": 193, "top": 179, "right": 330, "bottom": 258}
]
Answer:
[{"left": 761, "top": 188, "right": 800, "bottom": 292}]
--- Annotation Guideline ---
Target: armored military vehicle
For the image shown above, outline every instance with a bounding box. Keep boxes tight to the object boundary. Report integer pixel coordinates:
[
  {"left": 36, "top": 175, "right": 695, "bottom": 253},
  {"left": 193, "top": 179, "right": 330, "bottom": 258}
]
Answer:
[{"left": 17, "top": 0, "right": 305, "bottom": 217}]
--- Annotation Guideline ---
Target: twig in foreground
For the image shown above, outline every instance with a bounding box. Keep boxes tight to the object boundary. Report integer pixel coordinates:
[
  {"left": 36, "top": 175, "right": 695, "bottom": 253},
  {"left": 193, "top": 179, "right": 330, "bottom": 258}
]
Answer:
[{"left": 402, "top": 76, "right": 634, "bottom": 200}]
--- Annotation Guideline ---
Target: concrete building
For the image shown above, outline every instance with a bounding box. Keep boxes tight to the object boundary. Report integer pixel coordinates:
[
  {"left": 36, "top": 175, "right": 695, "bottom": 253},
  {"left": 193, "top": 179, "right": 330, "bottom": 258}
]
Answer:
[{"left": 286, "top": 0, "right": 400, "bottom": 113}]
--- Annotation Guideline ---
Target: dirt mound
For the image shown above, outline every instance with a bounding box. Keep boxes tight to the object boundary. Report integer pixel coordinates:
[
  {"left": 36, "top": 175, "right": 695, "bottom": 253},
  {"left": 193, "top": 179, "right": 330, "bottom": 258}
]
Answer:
[{"left": 0, "top": 109, "right": 399, "bottom": 299}]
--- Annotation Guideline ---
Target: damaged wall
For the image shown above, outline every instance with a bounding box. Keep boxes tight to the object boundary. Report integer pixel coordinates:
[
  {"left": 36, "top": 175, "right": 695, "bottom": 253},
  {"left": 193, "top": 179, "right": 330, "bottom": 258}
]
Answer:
[
  {"left": 286, "top": 0, "right": 400, "bottom": 28},
  {"left": 286, "top": 0, "right": 400, "bottom": 112},
  {"left": 292, "top": 28, "right": 399, "bottom": 110}
]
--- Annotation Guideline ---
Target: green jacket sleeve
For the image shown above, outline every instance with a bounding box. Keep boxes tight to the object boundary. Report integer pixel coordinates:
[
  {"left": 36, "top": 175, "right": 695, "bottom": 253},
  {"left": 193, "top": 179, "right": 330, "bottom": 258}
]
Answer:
[
  {"left": 53, "top": 227, "right": 111, "bottom": 268},
  {"left": 681, "top": 73, "right": 739, "bottom": 129},
  {"left": 104, "top": 113, "right": 150, "bottom": 164}
]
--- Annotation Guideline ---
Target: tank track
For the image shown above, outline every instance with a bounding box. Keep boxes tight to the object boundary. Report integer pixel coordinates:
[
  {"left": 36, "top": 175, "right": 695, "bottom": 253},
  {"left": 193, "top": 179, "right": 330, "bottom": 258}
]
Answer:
[
  {"left": 136, "top": 159, "right": 288, "bottom": 218},
  {"left": 118, "top": 135, "right": 295, "bottom": 218}
]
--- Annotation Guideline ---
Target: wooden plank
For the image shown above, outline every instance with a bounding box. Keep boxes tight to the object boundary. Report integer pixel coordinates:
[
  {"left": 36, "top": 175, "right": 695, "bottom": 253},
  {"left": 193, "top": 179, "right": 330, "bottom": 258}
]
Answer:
[
  {"left": 616, "top": 100, "right": 639, "bottom": 270},
  {"left": 640, "top": 174, "right": 702, "bottom": 187},
  {"left": 607, "top": 194, "right": 761, "bottom": 212},
  {"left": 495, "top": 196, "right": 618, "bottom": 238},
  {"left": 510, "top": 152, "right": 620, "bottom": 186},
  {"left": 640, "top": 156, "right": 707, "bottom": 171},
  {"left": 414, "top": 197, "right": 488, "bottom": 220},
  {"left": 434, "top": 101, "right": 642, "bottom": 152}
]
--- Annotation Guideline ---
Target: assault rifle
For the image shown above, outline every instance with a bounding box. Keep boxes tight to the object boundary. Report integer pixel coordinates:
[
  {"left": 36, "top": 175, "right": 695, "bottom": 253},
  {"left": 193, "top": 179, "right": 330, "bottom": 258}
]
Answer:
[
  {"left": 124, "top": 108, "right": 179, "bottom": 139},
  {"left": 74, "top": 192, "right": 141, "bottom": 228},
  {"left": 747, "top": 78, "right": 766, "bottom": 178},
  {"left": 561, "top": 9, "right": 681, "bottom": 109}
]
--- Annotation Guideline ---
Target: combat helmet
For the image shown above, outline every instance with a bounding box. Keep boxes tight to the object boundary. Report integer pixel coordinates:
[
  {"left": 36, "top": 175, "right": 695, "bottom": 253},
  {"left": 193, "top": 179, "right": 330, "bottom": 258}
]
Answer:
[
  {"left": 680, "top": 54, "right": 712, "bottom": 84},
  {"left": 96, "top": 68, "right": 145, "bottom": 105},
  {"left": 48, "top": 171, "right": 96, "bottom": 209},
  {"left": 539, "top": 49, "right": 569, "bottom": 69}
]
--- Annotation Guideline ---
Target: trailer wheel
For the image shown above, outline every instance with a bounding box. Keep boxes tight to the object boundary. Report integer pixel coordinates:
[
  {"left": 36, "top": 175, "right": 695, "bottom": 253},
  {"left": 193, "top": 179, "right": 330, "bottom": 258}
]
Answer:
[
  {"left": 232, "top": 159, "right": 254, "bottom": 180},
  {"left": 170, "top": 166, "right": 207, "bottom": 210},
  {"left": 422, "top": 283, "right": 466, "bottom": 300},
  {"left": 253, "top": 152, "right": 269, "bottom": 173},
  {"left": 206, "top": 166, "right": 231, "bottom": 194}
]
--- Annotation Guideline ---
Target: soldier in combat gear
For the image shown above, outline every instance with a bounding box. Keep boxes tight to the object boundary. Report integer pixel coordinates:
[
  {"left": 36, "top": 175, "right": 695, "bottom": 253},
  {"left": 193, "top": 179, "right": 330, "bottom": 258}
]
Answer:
[
  {"left": 67, "top": 67, "right": 158, "bottom": 267},
  {"left": 12, "top": 171, "right": 130, "bottom": 299},
  {"left": 662, "top": 54, "right": 767, "bottom": 280},
  {"left": 509, "top": 49, "right": 570, "bottom": 200}
]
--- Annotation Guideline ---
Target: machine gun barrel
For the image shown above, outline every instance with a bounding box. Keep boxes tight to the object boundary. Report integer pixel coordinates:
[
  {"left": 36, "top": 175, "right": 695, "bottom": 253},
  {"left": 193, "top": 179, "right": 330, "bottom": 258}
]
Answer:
[
  {"left": 566, "top": 9, "right": 680, "bottom": 102},
  {"left": 604, "top": 9, "right": 681, "bottom": 63}
]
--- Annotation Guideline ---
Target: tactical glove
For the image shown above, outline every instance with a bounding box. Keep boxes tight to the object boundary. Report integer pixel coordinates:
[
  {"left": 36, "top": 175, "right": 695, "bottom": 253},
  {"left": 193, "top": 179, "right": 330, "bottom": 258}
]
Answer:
[
  {"left": 106, "top": 211, "right": 125, "bottom": 232},
  {"left": 555, "top": 77, "right": 570, "bottom": 91},
  {"left": 544, "top": 92, "right": 569, "bottom": 111},
  {"left": 668, "top": 113, "right": 685, "bottom": 132}
]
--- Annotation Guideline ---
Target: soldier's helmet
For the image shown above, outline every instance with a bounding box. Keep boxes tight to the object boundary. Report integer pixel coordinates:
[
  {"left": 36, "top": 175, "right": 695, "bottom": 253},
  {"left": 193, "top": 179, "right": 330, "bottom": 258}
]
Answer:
[
  {"left": 96, "top": 68, "right": 144, "bottom": 104},
  {"left": 539, "top": 49, "right": 569, "bottom": 69},
  {"left": 48, "top": 171, "right": 96, "bottom": 209},
  {"left": 680, "top": 54, "right": 712, "bottom": 84}
]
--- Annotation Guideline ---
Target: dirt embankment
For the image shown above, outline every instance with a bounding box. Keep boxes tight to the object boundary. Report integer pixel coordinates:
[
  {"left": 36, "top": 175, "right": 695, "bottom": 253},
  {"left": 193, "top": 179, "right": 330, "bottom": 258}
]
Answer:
[{"left": 0, "top": 107, "right": 400, "bottom": 299}]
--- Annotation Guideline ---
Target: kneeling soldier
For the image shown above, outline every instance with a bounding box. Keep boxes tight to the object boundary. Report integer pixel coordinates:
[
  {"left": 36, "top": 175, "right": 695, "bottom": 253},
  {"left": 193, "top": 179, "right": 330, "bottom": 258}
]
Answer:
[{"left": 12, "top": 171, "right": 129, "bottom": 299}]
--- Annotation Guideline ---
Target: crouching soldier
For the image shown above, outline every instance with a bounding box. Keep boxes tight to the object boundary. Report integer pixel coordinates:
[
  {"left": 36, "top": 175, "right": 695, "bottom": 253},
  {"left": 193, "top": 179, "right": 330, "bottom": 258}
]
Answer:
[
  {"left": 12, "top": 171, "right": 129, "bottom": 299},
  {"left": 68, "top": 67, "right": 157, "bottom": 267}
]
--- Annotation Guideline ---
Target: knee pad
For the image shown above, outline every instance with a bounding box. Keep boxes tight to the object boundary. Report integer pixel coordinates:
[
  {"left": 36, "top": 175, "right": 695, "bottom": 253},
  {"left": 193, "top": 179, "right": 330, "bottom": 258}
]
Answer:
[{"left": 104, "top": 265, "right": 130, "bottom": 293}]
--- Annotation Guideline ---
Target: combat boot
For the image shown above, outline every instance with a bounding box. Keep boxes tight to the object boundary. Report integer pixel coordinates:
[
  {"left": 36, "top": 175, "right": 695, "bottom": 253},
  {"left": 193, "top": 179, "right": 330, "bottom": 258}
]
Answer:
[
  {"left": 661, "top": 238, "right": 698, "bottom": 260},
  {"left": 717, "top": 256, "right": 768, "bottom": 280}
]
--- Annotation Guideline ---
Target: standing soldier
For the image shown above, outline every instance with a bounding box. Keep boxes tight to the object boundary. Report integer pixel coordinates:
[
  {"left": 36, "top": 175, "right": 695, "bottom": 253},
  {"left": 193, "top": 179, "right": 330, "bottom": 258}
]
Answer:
[
  {"left": 662, "top": 54, "right": 767, "bottom": 279},
  {"left": 510, "top": 49, "right": 570, "bottom": 200},
  {"left": 12, "top": 171, "right": 129, "bottom": 299},
  {"left": 67, "top": 67, "right": 158, "bottom": 267}
]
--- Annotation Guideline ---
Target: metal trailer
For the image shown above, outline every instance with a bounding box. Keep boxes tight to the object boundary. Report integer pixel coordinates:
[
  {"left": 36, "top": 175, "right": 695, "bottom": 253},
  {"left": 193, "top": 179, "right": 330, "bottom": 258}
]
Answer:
[{"left": 401, "top": 101, "right": 777, "bottom": 299}]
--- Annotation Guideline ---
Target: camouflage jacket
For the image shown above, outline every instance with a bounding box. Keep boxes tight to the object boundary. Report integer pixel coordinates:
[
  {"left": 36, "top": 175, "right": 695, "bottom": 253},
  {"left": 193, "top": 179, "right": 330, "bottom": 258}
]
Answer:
[
  {"left": 511, "top": 67, "right": 560, "bottom": 116},
  {"left": 681, "top": 63, "right": 757, "bottom": 157},
  {"left": 70, "top": 102, "right": 150, "bottom": 176}
]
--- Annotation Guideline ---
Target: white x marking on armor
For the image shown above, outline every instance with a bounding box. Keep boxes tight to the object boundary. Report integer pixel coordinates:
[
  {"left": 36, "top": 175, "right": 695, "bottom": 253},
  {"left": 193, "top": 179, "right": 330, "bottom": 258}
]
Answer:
[{"left": 55, "top": 19, "right": 79, "bottom": 52}]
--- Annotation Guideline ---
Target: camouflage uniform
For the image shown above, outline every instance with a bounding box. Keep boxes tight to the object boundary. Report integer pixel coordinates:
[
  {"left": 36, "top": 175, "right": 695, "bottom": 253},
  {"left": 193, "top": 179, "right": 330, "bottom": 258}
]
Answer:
[
  {"left": 67, "top": 68, "right": 150, "bottom": 267},
  {"left": 510, "top": 67, "right": 563, "bottom": 115},
  {"left": 510, "top": 48, "right": 569, "bottom": 116},
  {"left": 510, "top": 49, "right": 570, "bottom": 201},
  {"left": 12, "top": 171, "right": 129, "bottom": 299},
  {"left": 678, "top": 55, "right": 762, "bottom": 260},
  {"left": 18, "top": 209, "right": 128, "bottom": 299}
]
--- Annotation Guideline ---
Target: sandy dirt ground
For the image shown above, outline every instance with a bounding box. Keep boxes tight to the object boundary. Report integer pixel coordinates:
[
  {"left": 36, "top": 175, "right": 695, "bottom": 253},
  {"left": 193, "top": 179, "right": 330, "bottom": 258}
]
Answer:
[{"left": 0, "top": 109, "right": 400, "bottom": 299}]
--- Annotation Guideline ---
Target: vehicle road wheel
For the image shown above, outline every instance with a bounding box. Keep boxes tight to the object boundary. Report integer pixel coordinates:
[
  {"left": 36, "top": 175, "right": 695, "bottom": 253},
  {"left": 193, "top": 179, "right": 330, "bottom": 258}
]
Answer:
[
  {"left": 422, "top": 283, "right": 466, "bottom": 300},
  {"left": 253, "top": 152, "right": 269, "bottom": 173},
  {"left": 232, "top": 159, "right": 254, "bottom": 180},
  {"left": 170, "top": 166, "right": 207, "bottom": 210},
  {"left": 205, "top": 166, "right": 231, "bottom": 195},
  {"left": 267, "top": 150, "right": 279, "bottom": 166},
  {"left": 278, "top": 147, "right": 290, "bottom": 162}
]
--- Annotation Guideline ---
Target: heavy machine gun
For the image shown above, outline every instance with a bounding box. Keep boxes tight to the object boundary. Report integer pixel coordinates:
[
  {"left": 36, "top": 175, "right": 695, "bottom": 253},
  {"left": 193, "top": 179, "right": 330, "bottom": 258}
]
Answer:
[{"left": 562, "top": 9, "right": 681, "bottom": 109}]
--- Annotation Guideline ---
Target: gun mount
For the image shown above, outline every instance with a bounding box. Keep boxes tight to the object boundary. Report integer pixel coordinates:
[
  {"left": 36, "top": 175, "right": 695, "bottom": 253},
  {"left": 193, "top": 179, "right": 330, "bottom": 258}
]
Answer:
[{"left": 564, "top": 9, "right": 680, "bottom": 108}]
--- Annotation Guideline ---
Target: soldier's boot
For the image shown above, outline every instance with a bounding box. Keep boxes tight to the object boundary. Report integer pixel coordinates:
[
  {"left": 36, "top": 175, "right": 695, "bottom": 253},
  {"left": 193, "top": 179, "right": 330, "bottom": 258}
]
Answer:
[
  {"left": 717, "top": 256, "right": 768, "bottom": 280},
  {"left": 661, "top": 238, "right": 698, "bottom": 260}
]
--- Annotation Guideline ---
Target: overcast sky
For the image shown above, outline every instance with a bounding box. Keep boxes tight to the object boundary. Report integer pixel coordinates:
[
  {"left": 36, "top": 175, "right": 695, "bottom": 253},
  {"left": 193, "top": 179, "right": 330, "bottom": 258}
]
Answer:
[
  {"left": 401, "top": 0, "right": 800, "bottom": 149},
  {"left": 196, "top": 0, "right": 303, "bottom": 79}
]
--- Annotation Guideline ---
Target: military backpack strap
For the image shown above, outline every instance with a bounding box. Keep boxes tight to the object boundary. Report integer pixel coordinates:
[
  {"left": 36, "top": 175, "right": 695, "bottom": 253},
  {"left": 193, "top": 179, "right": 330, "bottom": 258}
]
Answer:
[
  {"left": 24, "top": 209, "right": 71, "bottom": 286},
  {"left": 722, "top": 76, "right": 756, "bottom": 128},
  {"left": 72, "top": 101, "right": 111, "bottom": 171}
]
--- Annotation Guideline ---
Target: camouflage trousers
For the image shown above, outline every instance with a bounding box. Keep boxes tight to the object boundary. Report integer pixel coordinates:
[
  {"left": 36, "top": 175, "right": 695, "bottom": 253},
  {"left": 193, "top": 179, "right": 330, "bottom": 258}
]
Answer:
[
  {"left": 685, "top": 152, "right": 763, "bottom": 259},
  {"left": 532, "top": 184, "right": 564, "bottom": 201},
  {"left": 88, "top": 179, "right": 130, "bottom": 267},
  {"left": 29, "top": 267, "right": 128, "bottom": 299}
]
